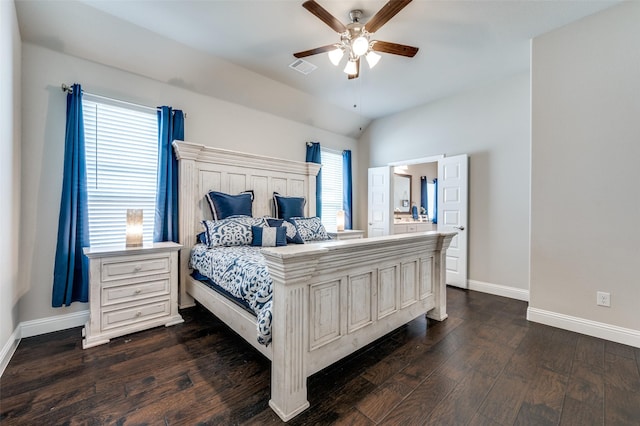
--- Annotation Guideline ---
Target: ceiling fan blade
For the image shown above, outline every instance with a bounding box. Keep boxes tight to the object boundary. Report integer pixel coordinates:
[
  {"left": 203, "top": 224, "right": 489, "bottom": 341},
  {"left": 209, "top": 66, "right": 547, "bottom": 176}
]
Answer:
[
  {"left": 365, "top": 0, "right": 412, "bottom": 34},
  {"left": 294, "top": 44, "right": 337, "bottom": 58},
  {"left": 372, "top": 40, "right": 419, "bottom": 57},
  {"left": 348, "top": 58, "right": 360, "bottom": 80},
  {"left": 303, "top": 0, "right": 346, "bottom": 33}
]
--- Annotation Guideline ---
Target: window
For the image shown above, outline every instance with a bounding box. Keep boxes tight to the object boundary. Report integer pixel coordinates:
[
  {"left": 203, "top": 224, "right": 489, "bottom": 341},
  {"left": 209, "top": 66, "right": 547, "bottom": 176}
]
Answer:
[
  {"left": 320, "top": 148, "right": 343, "bottom": 232},
  {"left": 427, "top": 181, "right": 436, "bottom": 221},
  {"left": 83, "top": 96, "right": 158, "bottom": 248}
]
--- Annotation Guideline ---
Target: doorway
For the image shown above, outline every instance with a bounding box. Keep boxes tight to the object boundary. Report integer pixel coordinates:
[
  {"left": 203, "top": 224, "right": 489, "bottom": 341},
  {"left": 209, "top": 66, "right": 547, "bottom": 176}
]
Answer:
[{"left": 368, "top": 154, "right": 468, "bottom": 288}]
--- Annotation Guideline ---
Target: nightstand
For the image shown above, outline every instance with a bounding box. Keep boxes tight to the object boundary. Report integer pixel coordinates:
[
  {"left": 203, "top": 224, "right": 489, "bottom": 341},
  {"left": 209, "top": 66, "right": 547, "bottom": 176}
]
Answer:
[
  {"left": 82, "top": 242, "right": 183, "bottom": 349},
  {"left": 328, "top": 230, "right": 365, "bottom": 240}
]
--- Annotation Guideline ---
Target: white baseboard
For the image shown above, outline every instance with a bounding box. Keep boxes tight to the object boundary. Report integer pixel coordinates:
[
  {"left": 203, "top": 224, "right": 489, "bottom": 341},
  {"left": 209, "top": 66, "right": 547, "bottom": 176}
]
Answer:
[
  {"left": 1, "top": 310, "right": 90, "bottom": 377},
  {"left": 0, "top": 327, "right": 21, "bottom": 377},
  {"left": 527, "top": 307, "right": 640, "bottom": 348},
  {"left": 467, "top": 279, "right": 529, "bottom": 302},
  {"left": 20, "top": 310, "right": 89, "bottom": 338}
]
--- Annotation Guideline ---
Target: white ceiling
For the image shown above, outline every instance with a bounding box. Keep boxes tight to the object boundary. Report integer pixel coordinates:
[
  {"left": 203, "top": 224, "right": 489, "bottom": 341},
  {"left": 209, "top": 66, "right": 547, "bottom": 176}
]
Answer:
[{"left": 15, "top": 0, "right": 619, "bottom": 137}]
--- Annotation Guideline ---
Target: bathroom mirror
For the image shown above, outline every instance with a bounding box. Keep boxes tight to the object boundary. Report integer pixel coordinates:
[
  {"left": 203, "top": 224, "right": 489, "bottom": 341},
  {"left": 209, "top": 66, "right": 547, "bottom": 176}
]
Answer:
[{"left": 393, "top": 173, "right": 412, "bottom": 213}]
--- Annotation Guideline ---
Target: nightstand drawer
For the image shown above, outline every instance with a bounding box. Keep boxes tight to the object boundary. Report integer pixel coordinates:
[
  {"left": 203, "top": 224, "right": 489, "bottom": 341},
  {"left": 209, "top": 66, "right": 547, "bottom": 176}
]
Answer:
[
  {"left": 101, "top": 254, "right": 171, "bottom": 282},
  {"left": 102, "top": 278, "right": 170, "bottom": 306},
  {"left": 102, "top": 299, "right": 170, "bottom": 330}
]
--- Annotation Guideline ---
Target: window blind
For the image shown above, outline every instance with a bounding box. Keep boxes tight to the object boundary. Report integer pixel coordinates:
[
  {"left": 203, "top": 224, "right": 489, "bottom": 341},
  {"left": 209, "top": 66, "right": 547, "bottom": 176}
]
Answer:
[
  {"left": 83, "top": 96, "right": 158, "bottom": 248},
  {"left": 320, "top": 148, "right": 343, "bottom": 233}
]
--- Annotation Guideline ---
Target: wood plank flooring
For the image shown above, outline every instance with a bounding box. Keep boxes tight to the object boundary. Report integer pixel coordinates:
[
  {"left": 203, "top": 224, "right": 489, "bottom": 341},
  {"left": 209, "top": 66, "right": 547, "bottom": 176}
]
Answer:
[{"left": 2, "top": 287, "right": 640, "bottom": 425}]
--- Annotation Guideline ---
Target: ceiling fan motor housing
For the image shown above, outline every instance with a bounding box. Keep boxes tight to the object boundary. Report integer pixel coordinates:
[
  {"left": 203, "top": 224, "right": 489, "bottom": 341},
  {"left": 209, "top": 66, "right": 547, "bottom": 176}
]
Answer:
[{"left": 349, "top": 9, "right": 363, "bottom": 23}]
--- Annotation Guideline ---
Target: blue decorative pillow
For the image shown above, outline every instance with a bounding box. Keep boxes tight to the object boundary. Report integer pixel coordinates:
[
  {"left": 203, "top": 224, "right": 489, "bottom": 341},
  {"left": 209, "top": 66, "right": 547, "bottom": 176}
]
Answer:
[
  {"left": 265, "top": 217, "right": 284, "bottom": 228},
  {"left": 202, "top": 216, "right": 266, "bottom": 247},
  {"left": 206, "top": 190, "right": 254, "bottom": 220},
  {"left": 251, "top": 225, "right": 287, "bottom": 247},
  {"left": 282, "top": 220, "right": 304, "bottom": 244},
  {"left": 289, "top": 217, "right": 330, "bottom": 242},
  {"left": 273, "top": 193, "right": 306, "bottom": 220},
  {"left": 196, "top": 231, "right": 207, "bottom": 245}
]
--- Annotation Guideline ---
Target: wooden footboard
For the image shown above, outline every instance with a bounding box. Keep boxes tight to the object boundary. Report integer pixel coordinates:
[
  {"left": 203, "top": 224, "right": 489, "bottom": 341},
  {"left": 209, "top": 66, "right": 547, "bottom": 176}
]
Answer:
[{"left": 262, "top": 231, "right": 454, "bottom": 421}]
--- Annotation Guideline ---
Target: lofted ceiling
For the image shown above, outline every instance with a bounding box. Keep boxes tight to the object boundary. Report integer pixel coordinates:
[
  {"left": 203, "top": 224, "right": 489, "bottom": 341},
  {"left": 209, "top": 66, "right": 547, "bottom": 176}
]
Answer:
[{"left": 15, "top": 0, "right": 619, "bottom": 137}]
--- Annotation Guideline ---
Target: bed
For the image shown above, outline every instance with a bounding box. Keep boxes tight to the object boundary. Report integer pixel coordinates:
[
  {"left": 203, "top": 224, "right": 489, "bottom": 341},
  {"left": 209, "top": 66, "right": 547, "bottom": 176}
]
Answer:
[{"left": 172, "top": 140, "right": 455, "bottom": 421}]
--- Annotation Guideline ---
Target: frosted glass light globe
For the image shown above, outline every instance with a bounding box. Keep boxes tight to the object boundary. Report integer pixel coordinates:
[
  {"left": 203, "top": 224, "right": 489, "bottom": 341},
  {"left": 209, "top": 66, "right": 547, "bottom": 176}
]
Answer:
[{"left": 351, "top": 36, "right": 369, "bottom": 56}]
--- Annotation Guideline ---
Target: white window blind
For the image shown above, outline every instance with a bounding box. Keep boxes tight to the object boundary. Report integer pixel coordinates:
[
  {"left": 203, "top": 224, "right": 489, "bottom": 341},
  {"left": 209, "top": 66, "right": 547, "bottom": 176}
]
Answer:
[
  {"left": 320, "top": 148, "right": 343, "bottom": 233},
  {"left": 83, "top": 96, "right": 158, "bottom": 248}
]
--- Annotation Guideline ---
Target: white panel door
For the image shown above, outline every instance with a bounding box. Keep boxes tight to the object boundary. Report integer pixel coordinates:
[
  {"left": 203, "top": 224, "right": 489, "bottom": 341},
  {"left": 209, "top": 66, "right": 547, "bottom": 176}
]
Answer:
[
  {"left": 368, "top": 166, "right": 392, "bottom": 237},
  {"left": 437, "top": 155, "right": 468, "bottom": 288}
]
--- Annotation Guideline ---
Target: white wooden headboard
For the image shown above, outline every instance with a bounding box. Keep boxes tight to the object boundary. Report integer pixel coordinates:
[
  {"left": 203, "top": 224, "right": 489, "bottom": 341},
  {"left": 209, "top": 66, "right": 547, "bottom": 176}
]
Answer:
[{"left": 172, "top": 140, "right": 321, "bottom": 307}]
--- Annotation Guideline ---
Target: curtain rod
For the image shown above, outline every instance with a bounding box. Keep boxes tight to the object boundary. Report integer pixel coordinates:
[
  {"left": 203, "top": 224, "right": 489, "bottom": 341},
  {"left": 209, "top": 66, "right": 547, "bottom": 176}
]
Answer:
[
  {"left": 306, "top": 142, "right": 345, "bottom": 155},
  {"left": 61, "top": 84, "right": 187, "bottom": 117}
]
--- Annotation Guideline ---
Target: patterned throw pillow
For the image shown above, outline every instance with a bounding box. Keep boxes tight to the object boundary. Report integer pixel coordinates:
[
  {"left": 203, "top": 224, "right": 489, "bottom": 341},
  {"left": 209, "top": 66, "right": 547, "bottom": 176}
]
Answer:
[
  {"left": 289, "top": 217, "right": 330, "bottom": 242},
  {"left": 251, "top": 225, "right": 287, "bottom": 247},
  {"left": 202, "top": 216, "right": 266, "bottom": 247}
]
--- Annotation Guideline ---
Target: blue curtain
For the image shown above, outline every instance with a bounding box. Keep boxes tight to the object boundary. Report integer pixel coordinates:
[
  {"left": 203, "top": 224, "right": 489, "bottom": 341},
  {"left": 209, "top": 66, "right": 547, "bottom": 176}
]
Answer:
[
  {"left": 305, "top": 142, "right": 322, "bottom": 217},
  {"left": 342, "top": 150, "right": 353, "bottom": 229},
  {"left": 432, "top": 178, "right": 438, "bottom": 224},
  {"left": 420, "top": 176, "right": 428, "bottom": 216},
  {"left": 52, "top": 83, "right": 90, "bottom": 307},
  {"left": 154, "top": 107, "right": 184, "bottom": 242}
]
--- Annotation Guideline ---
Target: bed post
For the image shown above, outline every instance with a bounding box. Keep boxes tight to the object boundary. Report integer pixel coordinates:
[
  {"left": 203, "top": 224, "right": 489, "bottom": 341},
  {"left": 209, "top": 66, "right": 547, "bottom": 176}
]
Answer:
[
  {"left": 427, "top": 233, "right": 454, "bottom": 321},
  {"left": 173, "top": 141, "right": 202, "bottom": 308},
  {"left": 263, "top": 247, "right": 326, "bottom": 421},
  {"left": 306, "top": 163, "right": 320, "bottom": 218}
]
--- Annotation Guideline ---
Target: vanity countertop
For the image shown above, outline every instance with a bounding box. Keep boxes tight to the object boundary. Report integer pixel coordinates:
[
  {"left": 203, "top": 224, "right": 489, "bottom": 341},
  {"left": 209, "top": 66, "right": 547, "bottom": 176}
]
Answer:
[{"left": 394, "top": 218, "right": 431, "bottom": 224}]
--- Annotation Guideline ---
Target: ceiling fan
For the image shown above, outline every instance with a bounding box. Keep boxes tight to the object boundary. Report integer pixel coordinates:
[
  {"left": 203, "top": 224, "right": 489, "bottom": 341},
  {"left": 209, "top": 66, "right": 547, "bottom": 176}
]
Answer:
[{"left": 294, "top": 0, "right": 419, "bottom": 79}]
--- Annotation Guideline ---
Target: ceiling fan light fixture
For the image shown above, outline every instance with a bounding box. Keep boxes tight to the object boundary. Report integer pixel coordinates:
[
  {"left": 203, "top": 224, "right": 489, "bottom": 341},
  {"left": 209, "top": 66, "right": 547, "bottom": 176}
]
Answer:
[
  {"left": 295, "top": 1, "right": 418, "bottom": 79},
  {"left": 351, "top": 35, "right": 369, "bottom": 57},
  {"left": 343, "top": 60, "right": 358, "bottom": 75},
  {"left": 365, "top": 50, "right": 381, "bottom": 69},
  {"left": 328, "top": 48, "right": 344, "bottom": 66}
]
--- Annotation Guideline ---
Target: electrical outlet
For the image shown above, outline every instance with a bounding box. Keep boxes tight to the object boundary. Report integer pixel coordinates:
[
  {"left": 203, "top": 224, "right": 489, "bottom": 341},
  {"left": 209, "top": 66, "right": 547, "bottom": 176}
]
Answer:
[{"left": 597, "top": 291, "right": 610, "bottom": 307}]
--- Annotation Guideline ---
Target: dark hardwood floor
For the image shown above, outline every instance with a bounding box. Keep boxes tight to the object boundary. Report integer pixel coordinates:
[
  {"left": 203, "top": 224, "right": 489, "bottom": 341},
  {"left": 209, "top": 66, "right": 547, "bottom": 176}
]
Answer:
[{"left": 2, "top": 287, "right": 640, "bottom": 425}]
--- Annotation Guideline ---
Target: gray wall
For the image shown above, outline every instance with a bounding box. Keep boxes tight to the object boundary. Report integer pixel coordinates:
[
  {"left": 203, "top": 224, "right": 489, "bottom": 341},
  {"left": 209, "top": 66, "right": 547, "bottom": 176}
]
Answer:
[
  {"left": 530, "top": 1, "right": 640, "bottom": 331},
  {"left": 17, "top": 43, "right": 359, "bottom": 324},
  {"left": 0, "top": 0, "right": 22, "bottom": 371},
  {"left": 358, "top": 72, "right": 531, "bottom": 292}
]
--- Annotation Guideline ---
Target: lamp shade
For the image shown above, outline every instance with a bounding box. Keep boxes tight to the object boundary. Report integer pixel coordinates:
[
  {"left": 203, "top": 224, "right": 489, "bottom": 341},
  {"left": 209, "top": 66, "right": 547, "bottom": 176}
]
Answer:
[
  {"left": 126, "top": 209, "right": 143, "bottom": 247},
  {"left": 365, "top": 51, "right": 381, "bottom": 69},
  {"left": 336, "top": 210, "right": 345, "bottom": 231},
  {"left": 328, "top": 48, "right": 344, "bottom": 66},
  {"left": 343, "top": 60, "right": 358, "bottom": 75}
]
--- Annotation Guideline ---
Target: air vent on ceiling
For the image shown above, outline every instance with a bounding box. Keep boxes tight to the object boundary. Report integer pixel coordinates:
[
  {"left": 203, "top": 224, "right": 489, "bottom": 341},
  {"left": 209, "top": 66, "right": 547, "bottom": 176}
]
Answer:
[{"left": 289, "top": 59, "right": 317, "bottom": 75}]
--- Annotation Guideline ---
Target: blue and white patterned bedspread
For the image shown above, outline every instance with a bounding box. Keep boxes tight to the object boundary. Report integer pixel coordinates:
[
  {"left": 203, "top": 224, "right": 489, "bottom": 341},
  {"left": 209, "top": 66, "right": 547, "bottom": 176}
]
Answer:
[{"left": 190, "top": 244, "right": 273, "bottom": 346}]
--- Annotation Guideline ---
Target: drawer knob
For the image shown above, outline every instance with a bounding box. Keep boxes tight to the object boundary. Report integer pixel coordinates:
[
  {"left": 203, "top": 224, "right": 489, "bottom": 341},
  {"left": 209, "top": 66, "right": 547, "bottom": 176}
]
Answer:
[
  {"left": 134, "top": 289, "right": 142, "bottom": 294},
  {"left": 133, "top": 264, "right": 142, "bottom": 272},
  {"left": 135, "top": 311, "right": 142, "bottom": 317}
]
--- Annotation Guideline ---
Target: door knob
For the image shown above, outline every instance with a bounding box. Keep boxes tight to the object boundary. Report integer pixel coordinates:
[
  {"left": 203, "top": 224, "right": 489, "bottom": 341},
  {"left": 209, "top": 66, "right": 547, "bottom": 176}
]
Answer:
[{"left": 454, "top": 226, "right": 465, "bottom": 231}]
